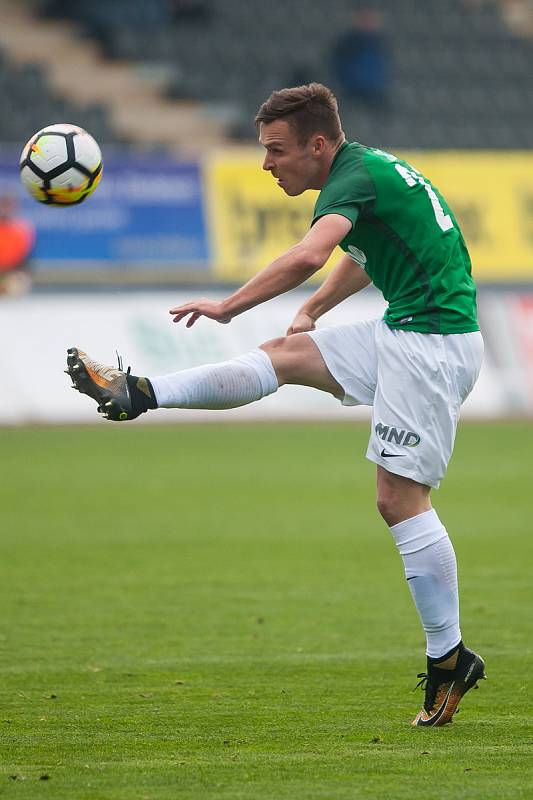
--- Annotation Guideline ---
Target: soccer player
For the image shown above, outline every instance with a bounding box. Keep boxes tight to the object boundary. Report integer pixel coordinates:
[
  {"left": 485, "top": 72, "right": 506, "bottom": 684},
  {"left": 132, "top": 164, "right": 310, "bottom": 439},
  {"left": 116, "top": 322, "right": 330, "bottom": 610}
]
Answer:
[{"left": 67, "top": 83, "right": 486, "bottom": 727}]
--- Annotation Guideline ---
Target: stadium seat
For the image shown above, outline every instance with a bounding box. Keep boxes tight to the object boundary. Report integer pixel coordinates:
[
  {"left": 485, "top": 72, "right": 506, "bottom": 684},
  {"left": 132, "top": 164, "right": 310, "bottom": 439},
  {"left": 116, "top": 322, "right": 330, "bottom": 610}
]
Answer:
[
  {"left": 29, "top": 0, "right": 533, "bottom": 149},
  {"left": 0, "top": 45, "right": 117, "bottom": 144}
]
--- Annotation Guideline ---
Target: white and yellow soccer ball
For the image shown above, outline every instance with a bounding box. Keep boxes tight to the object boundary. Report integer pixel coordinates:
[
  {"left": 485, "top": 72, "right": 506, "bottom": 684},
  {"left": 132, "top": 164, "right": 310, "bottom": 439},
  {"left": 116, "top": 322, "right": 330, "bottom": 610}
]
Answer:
[{"left": 19, "top": 123, "right": 103, "bottom": 205}]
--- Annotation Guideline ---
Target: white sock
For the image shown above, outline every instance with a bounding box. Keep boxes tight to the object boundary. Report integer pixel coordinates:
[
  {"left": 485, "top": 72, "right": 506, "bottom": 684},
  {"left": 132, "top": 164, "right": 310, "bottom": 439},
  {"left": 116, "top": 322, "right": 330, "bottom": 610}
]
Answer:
[
  {"left": 389, "top": 509, "right": 461, "bottom": 659},
  {"left": 149, "top": 348, "right": 278, "bottom": 409}
]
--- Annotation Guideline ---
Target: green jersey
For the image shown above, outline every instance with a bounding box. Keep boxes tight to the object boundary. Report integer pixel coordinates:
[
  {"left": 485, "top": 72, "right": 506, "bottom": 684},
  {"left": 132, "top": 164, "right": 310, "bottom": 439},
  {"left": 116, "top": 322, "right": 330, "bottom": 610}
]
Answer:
[{"left": 312, "top": 142, "right": 479, "bottom": 334}]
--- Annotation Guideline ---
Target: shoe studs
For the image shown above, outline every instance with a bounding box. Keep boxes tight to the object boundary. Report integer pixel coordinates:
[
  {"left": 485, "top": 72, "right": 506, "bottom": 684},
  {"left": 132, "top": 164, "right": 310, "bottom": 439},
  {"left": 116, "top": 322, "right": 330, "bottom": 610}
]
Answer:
[{"left": 65, "top": 347, "right": 133, "bottom": 422}]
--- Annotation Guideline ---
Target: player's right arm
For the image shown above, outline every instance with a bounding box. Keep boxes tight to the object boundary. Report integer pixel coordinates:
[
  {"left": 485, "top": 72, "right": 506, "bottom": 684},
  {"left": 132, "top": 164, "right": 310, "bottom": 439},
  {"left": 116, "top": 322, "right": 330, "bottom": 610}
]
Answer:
[
  {"left": 170, "top": 213, "right": 352, "bottom": 327},
  {"left": 287, "top": 253, "right": 371, "bottom": 334}
]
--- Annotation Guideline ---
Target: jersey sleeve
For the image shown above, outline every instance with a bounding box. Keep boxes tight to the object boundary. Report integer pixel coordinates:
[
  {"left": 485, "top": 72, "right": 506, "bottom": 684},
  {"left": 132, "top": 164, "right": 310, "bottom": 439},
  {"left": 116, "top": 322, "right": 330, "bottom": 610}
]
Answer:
[{"left": 312, "top": 166, "right": 375, "bottom": 230}]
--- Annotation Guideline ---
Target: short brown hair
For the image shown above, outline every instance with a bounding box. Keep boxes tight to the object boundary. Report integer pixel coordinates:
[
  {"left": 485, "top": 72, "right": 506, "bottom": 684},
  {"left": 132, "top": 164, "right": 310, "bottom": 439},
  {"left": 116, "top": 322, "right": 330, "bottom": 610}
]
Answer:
[{"left": 255, "top": 82, "right": 342, "bottom": 145}]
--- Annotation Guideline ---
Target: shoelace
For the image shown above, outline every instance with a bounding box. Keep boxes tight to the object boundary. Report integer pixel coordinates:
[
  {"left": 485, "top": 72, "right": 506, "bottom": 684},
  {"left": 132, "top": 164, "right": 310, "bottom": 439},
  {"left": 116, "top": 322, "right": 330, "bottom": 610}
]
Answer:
[
  {"left": 414, "top": 671, "right": 440, "bottom": 711},
  {"left": 414, "top": 672, "right": 429, "bottom": 691},
  {"left": 414, "top": 671, "right": 458, "bottom": 714},
  {"left": 116, "top": 351, "right": 131, "bottom": 376}
]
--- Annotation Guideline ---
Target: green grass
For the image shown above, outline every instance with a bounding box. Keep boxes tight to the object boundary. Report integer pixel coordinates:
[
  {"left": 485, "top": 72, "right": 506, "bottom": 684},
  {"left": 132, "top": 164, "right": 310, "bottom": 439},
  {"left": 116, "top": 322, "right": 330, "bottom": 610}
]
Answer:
[{"left": 0, "top": 421, "right": 532, "bottom": 799}]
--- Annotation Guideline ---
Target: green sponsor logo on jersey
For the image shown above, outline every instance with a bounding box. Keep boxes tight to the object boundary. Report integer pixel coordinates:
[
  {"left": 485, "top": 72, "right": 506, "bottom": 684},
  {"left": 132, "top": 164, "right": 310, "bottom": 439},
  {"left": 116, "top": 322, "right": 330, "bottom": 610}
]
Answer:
[
  {"left": 313, "top": 142, "right": 479, "bottom": 334},
  {"left": 347, "top": 245, "right": 367, "bottom": 267}
]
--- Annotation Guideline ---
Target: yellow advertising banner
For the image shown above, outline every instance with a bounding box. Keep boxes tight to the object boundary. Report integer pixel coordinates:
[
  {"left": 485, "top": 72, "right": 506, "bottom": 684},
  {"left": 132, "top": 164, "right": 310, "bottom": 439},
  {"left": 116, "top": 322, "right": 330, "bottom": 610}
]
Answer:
[
  {"left": 205, "top": 149, "right": 533, "bottom": 282},
  {"left": 402, "top": 152, "right": 533, "bottom": 281}
]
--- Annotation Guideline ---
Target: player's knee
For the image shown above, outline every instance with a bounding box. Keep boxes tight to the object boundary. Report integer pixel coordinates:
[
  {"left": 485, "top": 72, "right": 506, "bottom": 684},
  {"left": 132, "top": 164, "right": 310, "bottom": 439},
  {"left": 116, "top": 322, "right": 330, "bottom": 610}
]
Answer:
[
  {"left": 260, "top": 337, "right": 292, "bottom": 385},
  {"left": 260, "top": 336, "right": 288, "bottom": 355},
  {"left": 376, "top": 488, "right": 397, "bottom": 525},
  {"left": 376, "top": 471, "right": 408, "bottom": 524},
  {"left": 376, "top": 471, "right": 432, "bottom": 526}
]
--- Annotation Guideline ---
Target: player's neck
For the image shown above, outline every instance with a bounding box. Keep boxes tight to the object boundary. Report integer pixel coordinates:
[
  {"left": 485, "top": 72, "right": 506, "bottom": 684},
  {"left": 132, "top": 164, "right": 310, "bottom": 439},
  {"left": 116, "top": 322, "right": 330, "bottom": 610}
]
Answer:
[{"left": 313, "top": 136, "right": 346, "bottom": 190}]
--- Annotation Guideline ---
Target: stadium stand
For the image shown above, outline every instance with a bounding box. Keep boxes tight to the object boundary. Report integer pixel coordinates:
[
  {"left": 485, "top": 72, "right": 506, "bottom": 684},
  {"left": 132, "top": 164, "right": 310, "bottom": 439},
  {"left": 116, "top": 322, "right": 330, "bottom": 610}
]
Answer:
[
  {"left": 33, "top": 0, "right": 533, "bottom": 150},
  {"left": 1, "top": 0, "right": 531, "bottom": 149},
  {"left": 0, "top": 0, "right": 227, "bottom": 150},
  {"left": 0, "top": 45, "right": 116, "bottom": 145}
]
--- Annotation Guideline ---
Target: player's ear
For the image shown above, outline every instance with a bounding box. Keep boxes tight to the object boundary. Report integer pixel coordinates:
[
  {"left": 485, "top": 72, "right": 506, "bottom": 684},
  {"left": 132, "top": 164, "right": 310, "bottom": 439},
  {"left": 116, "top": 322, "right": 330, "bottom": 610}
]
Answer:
[{"left": 312, "top": 135, "right": 326, "bottom": 155}]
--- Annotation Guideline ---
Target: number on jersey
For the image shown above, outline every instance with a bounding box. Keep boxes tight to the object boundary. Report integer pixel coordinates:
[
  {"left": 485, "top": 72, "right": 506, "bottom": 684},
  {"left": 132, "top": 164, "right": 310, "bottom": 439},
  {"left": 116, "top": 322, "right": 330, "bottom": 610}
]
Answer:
[{"left": 394, "top": 163, "right": 453, "bottom": 232}]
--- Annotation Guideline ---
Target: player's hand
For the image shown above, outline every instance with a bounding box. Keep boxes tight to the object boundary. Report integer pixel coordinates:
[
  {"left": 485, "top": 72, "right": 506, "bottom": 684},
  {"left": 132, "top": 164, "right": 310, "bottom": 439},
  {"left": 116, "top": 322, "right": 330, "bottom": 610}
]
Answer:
[
  {"left": 287, "top": 311, "right": 316, "bottom": 336},
  {"left": 169, "top": 298, "right": 232, "bottom": 328}
]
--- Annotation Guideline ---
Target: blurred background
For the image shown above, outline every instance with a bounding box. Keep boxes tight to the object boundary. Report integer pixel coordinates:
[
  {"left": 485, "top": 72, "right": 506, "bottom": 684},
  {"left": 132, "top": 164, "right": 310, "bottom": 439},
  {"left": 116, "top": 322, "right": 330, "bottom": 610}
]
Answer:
[{"left": 0, "top": 0, "right": 532, "bottom": 423}]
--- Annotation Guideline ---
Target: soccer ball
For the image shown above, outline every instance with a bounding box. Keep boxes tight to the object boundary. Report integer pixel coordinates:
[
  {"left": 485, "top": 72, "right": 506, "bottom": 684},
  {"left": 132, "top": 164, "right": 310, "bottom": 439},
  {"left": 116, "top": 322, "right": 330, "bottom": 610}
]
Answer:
[{"left": 19, "top": 123, "right": 103, "bottom": 205}]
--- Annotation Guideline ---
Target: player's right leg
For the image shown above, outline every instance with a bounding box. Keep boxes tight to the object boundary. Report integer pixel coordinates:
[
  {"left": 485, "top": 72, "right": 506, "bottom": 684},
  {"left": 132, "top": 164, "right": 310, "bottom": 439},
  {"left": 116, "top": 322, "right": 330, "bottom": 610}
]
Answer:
[
  {"left": 260, "top": 332, "right": 345, "bottom": 396},
  {"left": 65, "top": 347, "right": 143, "bottom": 421},
  {"left": 66, "top": 345, "right": 278, "bottom": 421},
  {"left": 65, "top": 333, "right": 345, "bottom": 421}
]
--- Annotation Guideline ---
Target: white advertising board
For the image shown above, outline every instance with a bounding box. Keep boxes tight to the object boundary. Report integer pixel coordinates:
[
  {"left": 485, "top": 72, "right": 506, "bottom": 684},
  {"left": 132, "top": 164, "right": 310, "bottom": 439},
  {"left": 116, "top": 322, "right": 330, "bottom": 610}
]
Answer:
[{"left": 0, "top": 289, "right": 522, "bottom": 425}]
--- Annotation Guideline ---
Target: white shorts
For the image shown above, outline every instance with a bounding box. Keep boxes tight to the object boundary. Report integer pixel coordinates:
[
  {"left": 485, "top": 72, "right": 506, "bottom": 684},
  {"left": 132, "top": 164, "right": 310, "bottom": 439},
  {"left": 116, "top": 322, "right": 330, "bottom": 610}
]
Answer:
[{"left": 308, "top": 319, "right": 484, "bottom": 488}]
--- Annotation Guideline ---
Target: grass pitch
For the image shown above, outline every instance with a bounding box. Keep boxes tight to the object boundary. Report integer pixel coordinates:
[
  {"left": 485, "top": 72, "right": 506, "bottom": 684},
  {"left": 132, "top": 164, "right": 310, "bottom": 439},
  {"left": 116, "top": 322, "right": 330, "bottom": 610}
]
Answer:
[{"left": 0, "top": 421, "right": 532, "bottom": 799}]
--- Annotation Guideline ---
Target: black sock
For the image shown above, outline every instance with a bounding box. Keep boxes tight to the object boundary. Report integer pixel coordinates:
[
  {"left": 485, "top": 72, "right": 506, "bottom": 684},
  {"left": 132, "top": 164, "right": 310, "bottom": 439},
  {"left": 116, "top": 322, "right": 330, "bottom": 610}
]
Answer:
[
  {"left": 428, "top": 641, "right": 464, "bottom": 672},
  {"left": 126, "top": 374, "right": 158, "bottom": 416}
]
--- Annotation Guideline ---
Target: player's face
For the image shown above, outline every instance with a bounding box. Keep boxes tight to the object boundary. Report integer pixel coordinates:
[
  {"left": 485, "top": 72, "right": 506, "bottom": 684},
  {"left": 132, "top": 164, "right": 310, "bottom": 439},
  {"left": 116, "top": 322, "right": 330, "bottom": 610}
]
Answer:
[{"left": 259, "top": 120, "right": 323, "bottom": 196}]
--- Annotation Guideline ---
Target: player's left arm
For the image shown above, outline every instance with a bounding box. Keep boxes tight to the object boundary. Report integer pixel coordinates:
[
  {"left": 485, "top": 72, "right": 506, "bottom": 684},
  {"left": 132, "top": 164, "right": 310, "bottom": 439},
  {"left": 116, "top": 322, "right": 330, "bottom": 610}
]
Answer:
[
  {"left": 170, "top": 213, "right": 352, "bottom": 327},
  {"left": 287, "top": 252, "right": 371, "bottom": 335}
]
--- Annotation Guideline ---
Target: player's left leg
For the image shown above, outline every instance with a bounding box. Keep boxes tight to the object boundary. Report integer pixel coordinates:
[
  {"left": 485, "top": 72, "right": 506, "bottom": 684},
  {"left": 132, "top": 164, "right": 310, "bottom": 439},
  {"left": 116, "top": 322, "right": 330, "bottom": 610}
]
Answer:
[
  {"left": 377, "top": 468, "right": 462, "bottom": 664},
  {"left": 65, "top": 334, "right": 343, "bottom": 421},
  {"left": 368, "top": 323, "right": 486, "bottom": 726},
  {"left": 376, "top": 467, "right": 485, "bottom": 726}
]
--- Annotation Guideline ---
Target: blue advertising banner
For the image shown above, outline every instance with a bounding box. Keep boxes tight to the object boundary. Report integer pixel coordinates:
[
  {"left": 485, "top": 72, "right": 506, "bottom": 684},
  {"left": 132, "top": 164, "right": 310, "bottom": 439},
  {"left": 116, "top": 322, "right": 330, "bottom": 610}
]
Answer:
[{"left": 0, "top": 147, "right": 210, "bottom": 271}]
